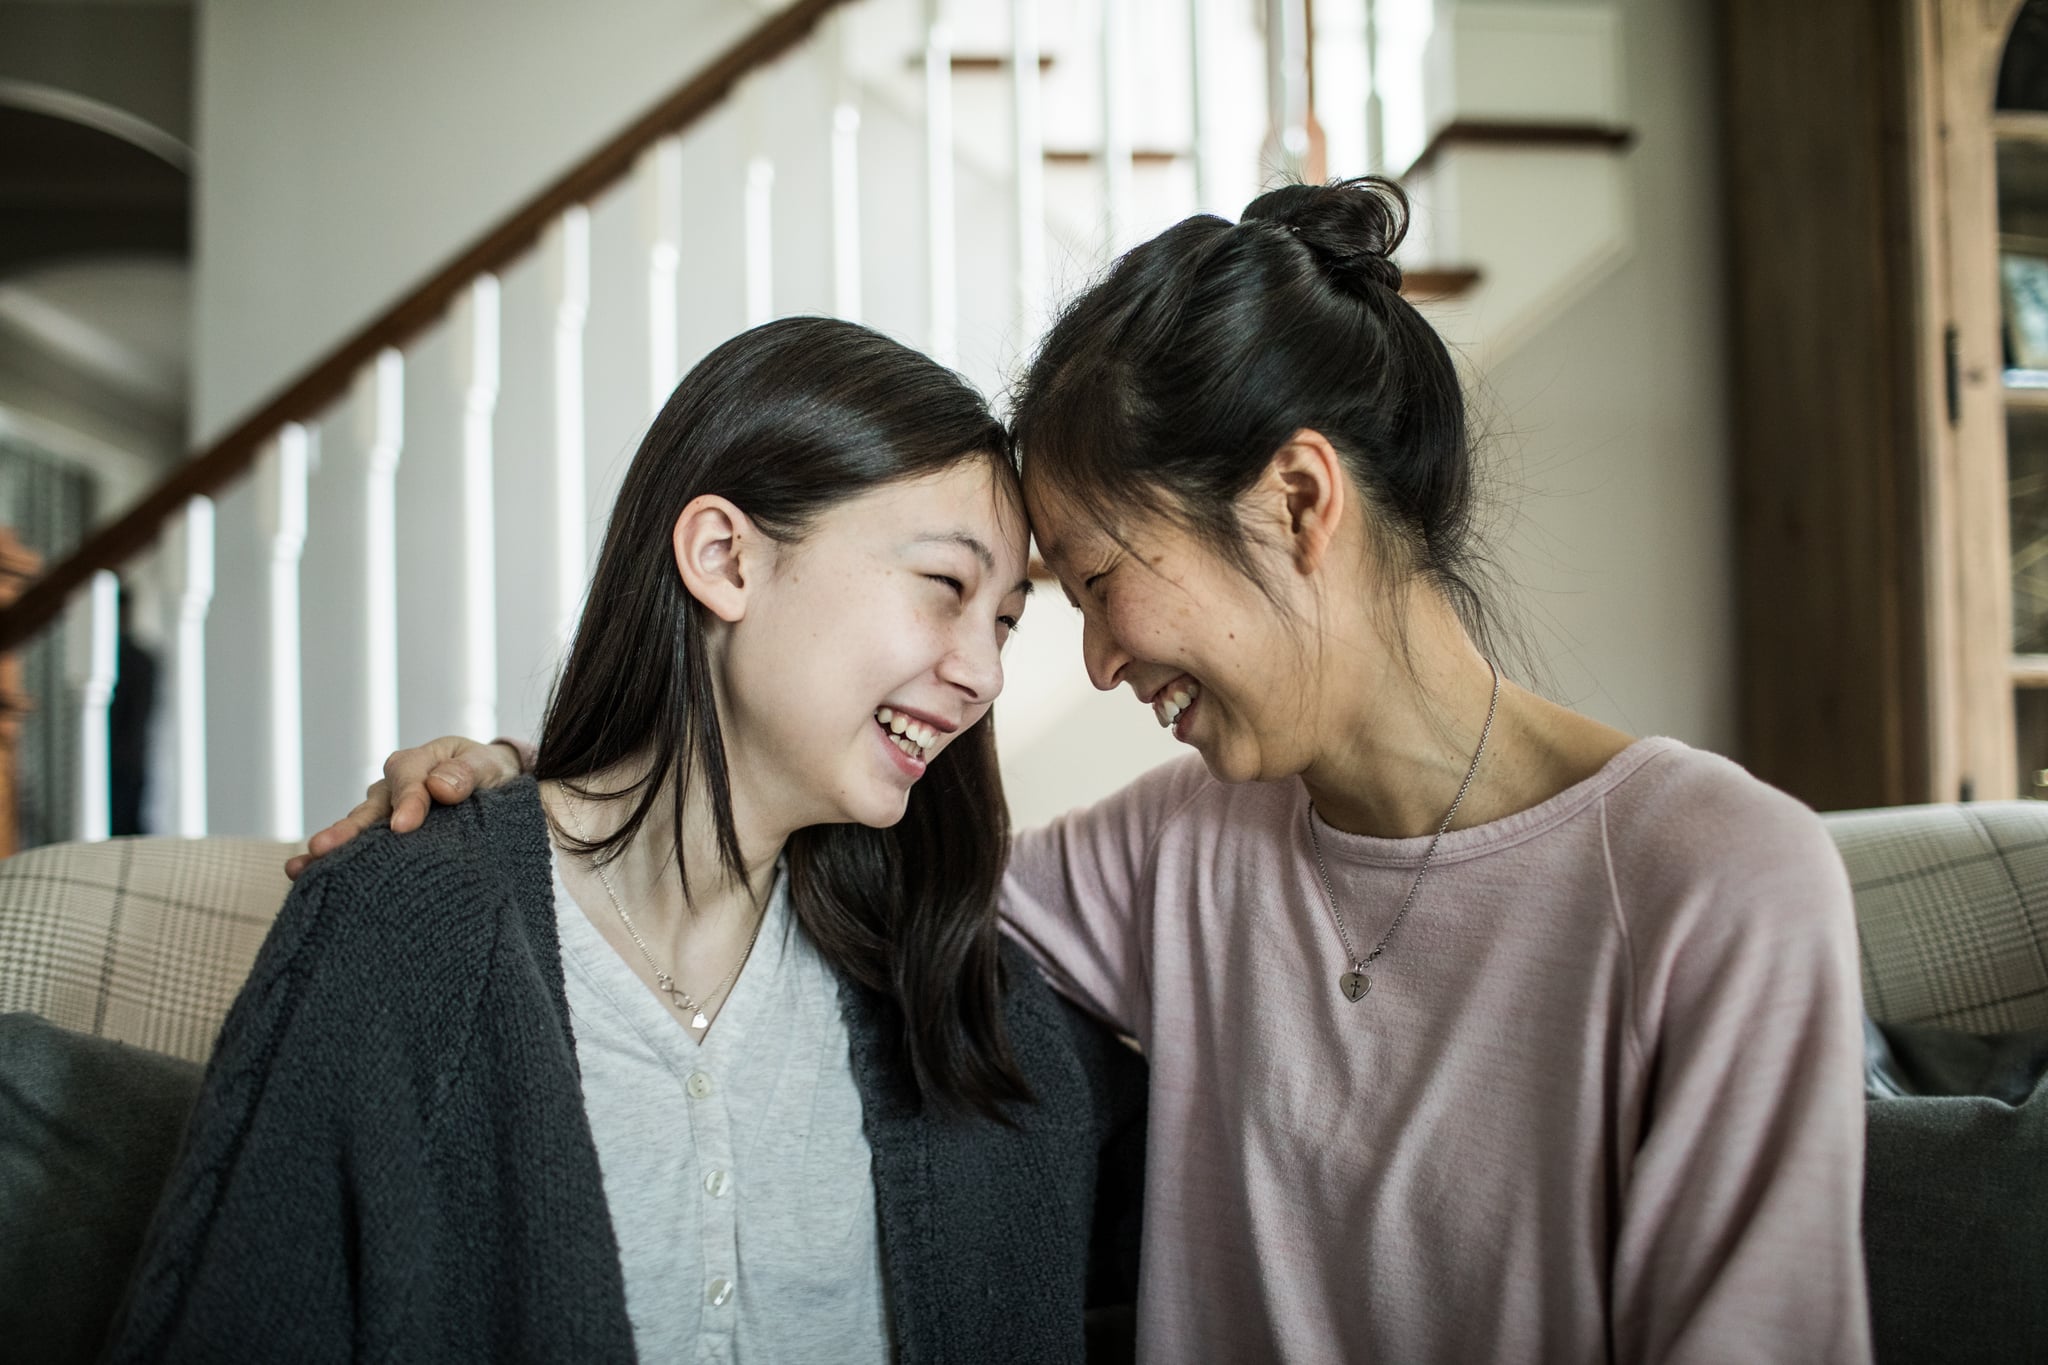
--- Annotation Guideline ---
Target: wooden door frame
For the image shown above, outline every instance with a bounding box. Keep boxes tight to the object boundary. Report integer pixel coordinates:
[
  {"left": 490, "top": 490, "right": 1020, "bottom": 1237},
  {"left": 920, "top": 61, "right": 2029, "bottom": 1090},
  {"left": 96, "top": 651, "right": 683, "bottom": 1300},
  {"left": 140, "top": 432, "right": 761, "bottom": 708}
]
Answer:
[
  {"left": 1722, "top": 0, "right": 2023, "bottom": 809},
  {"left": 1916, "top": 0, "right": 2026, "bottom": 805}
]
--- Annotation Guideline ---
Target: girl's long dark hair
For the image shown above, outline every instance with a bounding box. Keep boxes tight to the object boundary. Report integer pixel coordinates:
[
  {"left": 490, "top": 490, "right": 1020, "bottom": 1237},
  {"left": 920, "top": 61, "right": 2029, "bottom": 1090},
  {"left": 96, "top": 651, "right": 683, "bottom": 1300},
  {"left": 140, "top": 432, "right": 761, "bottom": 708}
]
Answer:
[{"left": 537, "top": 317, "right": 1028, "bottom": 1119}]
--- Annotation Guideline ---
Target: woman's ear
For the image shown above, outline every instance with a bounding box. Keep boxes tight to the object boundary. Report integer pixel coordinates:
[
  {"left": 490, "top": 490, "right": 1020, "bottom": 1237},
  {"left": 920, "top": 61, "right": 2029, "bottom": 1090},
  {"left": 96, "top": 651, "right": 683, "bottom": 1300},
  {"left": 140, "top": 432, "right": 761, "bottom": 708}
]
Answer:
[
  {"left": 1261, "top": 428, "right": 1347, "bottom": 575},
  {"left": 672, "top": 495, "right": 762, "bottom": 623}
]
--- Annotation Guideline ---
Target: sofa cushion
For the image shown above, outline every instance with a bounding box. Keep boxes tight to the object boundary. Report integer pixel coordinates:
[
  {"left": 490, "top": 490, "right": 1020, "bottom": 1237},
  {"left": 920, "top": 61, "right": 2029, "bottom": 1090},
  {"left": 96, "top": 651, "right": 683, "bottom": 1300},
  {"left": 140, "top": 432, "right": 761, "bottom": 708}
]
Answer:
[
  {"left": 1864, "top": 1019, "right": 2048, "bottom": 1364},
  {"left": 0, "top": 1012, "right": 201, "bottom": 1364}
]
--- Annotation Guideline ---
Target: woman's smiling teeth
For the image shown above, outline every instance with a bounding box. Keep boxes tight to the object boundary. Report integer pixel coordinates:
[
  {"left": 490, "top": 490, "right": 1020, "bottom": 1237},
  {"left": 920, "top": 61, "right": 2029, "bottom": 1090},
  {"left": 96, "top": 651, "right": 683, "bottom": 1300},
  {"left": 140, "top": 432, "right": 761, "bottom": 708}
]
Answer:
[
  {"left": 1155, "top": 682, "right": 1200, "bottom": 728},
  {"left": 876, "top": 707, "right": 939, "bottom": 759}
]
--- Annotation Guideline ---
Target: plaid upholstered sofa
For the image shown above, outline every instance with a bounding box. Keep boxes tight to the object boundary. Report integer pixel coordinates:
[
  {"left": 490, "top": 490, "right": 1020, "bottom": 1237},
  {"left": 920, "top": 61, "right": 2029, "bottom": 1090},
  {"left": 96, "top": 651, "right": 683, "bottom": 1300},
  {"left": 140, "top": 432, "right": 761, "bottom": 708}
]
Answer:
[
  {"left": 1, "top": 805, "right": 2044, "bottom": 1361},
  {"left": 5, "top": 806, "right": 2042, "bottom": 1064},
  {"left": 0, "top": 836, "right": 296, "bottom": 1064}
]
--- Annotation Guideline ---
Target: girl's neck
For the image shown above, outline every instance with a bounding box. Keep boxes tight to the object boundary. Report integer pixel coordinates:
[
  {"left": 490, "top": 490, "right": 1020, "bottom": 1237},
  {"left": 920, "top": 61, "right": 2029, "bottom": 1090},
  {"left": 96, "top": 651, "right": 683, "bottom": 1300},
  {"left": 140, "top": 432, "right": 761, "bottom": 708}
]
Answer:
[{"left": 542, "top": 758, "right": 784, "bottom": 932}]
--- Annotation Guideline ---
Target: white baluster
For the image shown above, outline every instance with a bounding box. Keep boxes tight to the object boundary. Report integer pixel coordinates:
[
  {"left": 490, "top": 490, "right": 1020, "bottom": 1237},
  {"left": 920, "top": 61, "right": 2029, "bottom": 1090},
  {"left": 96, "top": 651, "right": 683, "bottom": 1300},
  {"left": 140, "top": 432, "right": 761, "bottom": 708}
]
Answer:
[
  {"left": 826, "top": 11, "right": 863, "bottom": 324},
  {"left": 544, "top": 207, "right": 591, "bottom": 643},
  {"left": 1188, "top": 0, "right": 1217, "bottom": 213},
  {"left": 451, "top": 275, "right": 501, "bottom": 743},
  {"left": 161, "top": 495, "right": 214, "bottom": 836},
  {"left": 1264, "top": 0, "right": 1312, "bottom": 179},
  {"left": 1012, "top": 0, "right": 1047, "bottom": 345},
  {"left": 831, "top": 102, "right": 863, "bottom": 323},
  {"left": 1101, "top": 0, "right": 1132, "bottom": 257},
  {"left": 1363, "top": 0, "right": 1386, "bottom": 174},
  {"left": 64, "top": 569, "right": 118, "bottom": 842},
  {"left": 1313, "top": 0, "right": 1370, "bottom": 178},
  {"left": 641, "top": 135, "right": 684, "bottom": 414},
  {"left": 745, "top": 155, "right": 776, "bottom": 329},
  {"left": 923, "top": 1, "right": 958, "bottom": 365},
  {"left": 355, "top": 349, "right": 403, "bottom": 786},
  {"left": 255, "top": 425, "right": 308, "bottom": 839}
]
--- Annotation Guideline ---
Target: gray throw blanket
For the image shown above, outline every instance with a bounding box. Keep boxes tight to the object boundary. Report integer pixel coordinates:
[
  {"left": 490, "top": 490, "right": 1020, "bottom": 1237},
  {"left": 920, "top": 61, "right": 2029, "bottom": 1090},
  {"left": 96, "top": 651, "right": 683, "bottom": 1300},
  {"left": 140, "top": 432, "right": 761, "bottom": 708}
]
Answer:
[
  {"left": 1863, "top": 1017, "right": 2048, "bottom": 1364},
  {"left": 102, "top": 779, "right": 1145, "bottom": 1363}
]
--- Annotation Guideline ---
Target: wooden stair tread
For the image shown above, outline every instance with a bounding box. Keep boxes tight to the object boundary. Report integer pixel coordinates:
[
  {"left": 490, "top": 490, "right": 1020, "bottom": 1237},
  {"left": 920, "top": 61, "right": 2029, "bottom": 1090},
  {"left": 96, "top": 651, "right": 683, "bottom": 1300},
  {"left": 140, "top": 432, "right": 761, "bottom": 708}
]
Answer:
[
  {"left": 1042, "top": 147, "right": 1185, "bottom": 165},
  {"left": 909, "top": 54, "right": 1055, "bottom": 71},
  {"left": 1403, "top": 120, "right": 1635, "bottom": 179}
]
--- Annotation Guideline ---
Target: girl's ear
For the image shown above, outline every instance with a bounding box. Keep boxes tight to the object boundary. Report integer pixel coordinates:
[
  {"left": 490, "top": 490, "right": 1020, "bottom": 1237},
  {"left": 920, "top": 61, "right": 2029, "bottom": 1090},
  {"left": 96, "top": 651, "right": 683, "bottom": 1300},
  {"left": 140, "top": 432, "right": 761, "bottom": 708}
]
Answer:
[
  {"left": 1261, "top": 428, "right": 1347, "bottom": 575},
  {"left": 673, "top": 496, "right": 764, "bottom": 623}
]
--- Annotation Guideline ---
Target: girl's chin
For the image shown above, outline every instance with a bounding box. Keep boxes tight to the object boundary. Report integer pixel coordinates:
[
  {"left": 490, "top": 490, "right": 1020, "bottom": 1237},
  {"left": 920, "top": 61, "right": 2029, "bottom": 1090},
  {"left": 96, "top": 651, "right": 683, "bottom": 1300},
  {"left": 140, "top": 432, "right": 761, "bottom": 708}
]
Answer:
[{"left": 852, "top": 794, "right": 913, "bottom": 830}]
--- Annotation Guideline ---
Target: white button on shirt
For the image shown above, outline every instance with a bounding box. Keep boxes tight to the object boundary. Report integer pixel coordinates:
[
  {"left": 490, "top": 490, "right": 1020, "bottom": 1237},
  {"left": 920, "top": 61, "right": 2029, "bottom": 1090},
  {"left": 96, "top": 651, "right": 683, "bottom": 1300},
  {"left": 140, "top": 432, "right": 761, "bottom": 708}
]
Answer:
[{"left": 554, "top": 848, "right": 892, "bottom": 1364}]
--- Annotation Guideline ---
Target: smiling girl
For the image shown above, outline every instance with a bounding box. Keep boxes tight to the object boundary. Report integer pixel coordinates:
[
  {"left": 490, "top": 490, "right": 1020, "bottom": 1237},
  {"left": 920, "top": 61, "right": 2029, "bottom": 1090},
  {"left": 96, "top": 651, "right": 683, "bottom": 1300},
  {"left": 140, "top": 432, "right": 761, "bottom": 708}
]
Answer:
[
  {"left": 309, "top": 181, "right": 1870, "bottom": 1363},
  {"left": 107, "top": 318, "right": 1143, "bottom": 1364}
]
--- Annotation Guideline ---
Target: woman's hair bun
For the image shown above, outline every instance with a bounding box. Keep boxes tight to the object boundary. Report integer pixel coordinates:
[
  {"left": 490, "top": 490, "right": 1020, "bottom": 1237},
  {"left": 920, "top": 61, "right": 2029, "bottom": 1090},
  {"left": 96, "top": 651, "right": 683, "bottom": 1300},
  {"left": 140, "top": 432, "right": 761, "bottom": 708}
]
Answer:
[{"left": 1243, "top": 176, "right": 1409, "bottom": 296}]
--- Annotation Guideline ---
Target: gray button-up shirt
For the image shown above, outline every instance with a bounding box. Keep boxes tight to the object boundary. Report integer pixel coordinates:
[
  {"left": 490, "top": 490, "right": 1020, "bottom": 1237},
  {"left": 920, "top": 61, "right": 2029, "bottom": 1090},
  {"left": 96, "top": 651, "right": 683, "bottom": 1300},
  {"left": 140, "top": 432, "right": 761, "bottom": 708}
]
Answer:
[{"left": 553, "top": 850, "right": 892, "bottom": 1363}]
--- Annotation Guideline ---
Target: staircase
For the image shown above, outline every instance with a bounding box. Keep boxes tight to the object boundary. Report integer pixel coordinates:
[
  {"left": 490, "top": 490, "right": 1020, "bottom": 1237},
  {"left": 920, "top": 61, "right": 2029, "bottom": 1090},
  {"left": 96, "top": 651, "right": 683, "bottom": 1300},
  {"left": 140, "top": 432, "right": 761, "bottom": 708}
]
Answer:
[{"left": 0, "top": 0, "right": 1635, "bottom": 844}]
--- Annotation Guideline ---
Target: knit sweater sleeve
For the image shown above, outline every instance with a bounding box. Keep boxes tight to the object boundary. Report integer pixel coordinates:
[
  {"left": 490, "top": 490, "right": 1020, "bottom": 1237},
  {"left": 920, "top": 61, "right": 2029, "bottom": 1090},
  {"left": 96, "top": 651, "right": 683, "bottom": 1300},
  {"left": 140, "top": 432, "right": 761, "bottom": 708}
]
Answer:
[
  {"left": 1604, "top": 770, "right": 1874, "bottom": 1364},
  {"left": 103, "top": 864, "right": 445, "bottom": 1362}
]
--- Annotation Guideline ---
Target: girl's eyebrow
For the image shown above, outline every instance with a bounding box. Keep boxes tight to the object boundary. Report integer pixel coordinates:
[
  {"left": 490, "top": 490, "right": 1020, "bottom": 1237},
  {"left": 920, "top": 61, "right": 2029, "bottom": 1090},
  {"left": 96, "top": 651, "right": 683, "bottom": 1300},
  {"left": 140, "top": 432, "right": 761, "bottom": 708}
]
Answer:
[{"left": 908, "top": 532, "right": 1034, "bottom": 597}]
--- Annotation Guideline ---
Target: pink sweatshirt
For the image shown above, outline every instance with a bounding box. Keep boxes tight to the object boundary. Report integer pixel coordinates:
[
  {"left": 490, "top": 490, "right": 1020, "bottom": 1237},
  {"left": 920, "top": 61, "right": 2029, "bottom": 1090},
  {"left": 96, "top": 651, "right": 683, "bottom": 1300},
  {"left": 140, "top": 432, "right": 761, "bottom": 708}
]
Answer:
[{"left": 1001, "top": 737, "right": 1872, "bottom": 1364}]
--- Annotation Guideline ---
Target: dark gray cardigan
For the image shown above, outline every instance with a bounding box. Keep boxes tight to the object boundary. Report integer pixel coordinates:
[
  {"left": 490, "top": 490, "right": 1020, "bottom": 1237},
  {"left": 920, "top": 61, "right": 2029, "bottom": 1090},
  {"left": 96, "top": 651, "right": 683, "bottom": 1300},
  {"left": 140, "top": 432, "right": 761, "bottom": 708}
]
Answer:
[{"left": 105, "top": 780, "right": 1144, "bottom": 1363}]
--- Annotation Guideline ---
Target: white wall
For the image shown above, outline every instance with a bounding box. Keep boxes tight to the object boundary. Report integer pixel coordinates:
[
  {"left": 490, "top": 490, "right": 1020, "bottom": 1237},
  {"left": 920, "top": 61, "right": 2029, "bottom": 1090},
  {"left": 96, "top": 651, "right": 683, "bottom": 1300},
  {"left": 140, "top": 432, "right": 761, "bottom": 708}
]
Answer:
[
  {"left": 1478, "top": 0, "right": 1733, "bottom": 752},
  {"left": 191, "top": 0, "right": 760, "bottom": 444}
]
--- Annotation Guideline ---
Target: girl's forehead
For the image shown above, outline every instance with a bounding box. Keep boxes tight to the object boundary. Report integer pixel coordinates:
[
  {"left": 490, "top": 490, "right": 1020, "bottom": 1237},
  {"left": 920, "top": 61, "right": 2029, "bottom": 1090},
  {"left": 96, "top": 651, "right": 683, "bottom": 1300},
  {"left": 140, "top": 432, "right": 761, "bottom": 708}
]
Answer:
[{"left": 840, "top": 461, "right": 1030, "bottom": 563}]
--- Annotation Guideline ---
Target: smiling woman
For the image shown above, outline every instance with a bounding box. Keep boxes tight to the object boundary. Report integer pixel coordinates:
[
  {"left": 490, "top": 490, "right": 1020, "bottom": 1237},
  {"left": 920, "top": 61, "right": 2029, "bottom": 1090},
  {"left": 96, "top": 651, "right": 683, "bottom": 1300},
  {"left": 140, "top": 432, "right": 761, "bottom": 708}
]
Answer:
[
  {"left": 103, "top": 318, "right": 1143, "bottom": 1365},
  {"left": 999, "top": 176, "right": 1871, "bottom": 1363}
]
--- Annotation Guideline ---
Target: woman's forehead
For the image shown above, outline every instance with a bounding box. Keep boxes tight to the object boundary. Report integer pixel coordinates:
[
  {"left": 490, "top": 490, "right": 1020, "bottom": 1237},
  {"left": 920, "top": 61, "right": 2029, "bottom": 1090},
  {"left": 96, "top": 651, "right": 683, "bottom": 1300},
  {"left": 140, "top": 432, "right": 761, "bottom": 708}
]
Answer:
[{"left": 1023, "top": 475, "right": 1139, "bottom": 567}]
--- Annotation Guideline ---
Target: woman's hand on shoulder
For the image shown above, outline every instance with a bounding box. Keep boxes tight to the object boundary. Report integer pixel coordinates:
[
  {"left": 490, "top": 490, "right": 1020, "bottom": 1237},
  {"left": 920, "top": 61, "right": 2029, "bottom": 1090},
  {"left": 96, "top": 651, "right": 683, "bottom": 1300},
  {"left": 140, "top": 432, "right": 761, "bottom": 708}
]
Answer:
[{"left": 284, "top": 736, "right": 528, "bottom": 880}]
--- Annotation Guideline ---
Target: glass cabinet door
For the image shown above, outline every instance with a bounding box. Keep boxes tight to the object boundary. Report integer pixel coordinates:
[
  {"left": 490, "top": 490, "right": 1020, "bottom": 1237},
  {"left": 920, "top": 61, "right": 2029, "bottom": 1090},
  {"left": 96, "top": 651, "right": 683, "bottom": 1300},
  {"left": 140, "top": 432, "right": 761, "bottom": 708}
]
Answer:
[{"left": 1996, "top": 0, "right": 2048, "bottom": 793}]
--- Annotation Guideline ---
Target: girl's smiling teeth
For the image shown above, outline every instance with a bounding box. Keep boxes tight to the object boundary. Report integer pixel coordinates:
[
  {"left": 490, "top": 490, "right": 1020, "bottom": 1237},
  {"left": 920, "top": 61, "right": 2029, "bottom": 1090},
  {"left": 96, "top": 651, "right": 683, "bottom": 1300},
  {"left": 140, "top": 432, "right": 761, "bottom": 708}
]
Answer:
[
  {"left": 1155, "top": 681, "right": 1200, "bottom": 728},
  {"left": 876, "top": 707, "right": 940, "bottom": 759}
]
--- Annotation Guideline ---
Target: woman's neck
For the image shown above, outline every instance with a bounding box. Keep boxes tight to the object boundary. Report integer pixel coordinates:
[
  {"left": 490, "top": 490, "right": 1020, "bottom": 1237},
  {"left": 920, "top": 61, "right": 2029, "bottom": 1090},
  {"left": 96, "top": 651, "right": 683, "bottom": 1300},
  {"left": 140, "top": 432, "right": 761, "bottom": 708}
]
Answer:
[{"left": 1298, "top": 591, "right": 1634, "bottom": 839}]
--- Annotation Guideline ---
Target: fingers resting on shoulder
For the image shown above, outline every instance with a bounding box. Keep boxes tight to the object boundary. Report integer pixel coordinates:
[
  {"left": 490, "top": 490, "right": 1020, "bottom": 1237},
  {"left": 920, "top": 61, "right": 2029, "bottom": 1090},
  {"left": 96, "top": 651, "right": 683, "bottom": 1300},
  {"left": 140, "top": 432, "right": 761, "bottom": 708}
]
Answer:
[{"left": 284, "top": 735, "right": 528, "bottom": 881}]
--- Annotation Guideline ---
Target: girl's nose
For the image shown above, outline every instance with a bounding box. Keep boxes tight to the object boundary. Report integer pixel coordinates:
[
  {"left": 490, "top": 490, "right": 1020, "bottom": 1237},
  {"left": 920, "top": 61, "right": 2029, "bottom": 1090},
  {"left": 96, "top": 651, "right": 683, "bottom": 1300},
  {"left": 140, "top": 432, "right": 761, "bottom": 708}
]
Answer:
[{"left": 938, "top": 626, "right": 1004, "bottom": 705}]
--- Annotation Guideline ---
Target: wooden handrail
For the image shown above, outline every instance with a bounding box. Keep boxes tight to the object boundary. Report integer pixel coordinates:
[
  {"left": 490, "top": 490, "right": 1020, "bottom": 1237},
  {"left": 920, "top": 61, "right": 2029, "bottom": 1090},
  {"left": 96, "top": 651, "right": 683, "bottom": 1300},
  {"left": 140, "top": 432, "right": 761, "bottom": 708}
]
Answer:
[{"left": 0, "top": 0, "right": 855, "bottom": 655}]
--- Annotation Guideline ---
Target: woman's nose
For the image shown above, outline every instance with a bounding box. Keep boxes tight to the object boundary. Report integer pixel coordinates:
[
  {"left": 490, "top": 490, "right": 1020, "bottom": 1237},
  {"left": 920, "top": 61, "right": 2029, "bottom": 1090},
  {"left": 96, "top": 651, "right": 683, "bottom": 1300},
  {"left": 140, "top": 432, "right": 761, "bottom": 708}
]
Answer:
[{"left": 1080, "top": 611, "right": 1127, "bottom": 692}]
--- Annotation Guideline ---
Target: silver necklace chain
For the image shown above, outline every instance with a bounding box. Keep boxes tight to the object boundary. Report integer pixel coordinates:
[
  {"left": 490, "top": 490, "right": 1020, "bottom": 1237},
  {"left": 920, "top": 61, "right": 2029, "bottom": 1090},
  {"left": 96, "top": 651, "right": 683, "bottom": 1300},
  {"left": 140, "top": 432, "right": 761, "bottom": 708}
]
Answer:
[
  {"left": 566, "top": 801, "right": 766, "bottom": 1032},
  {"left": 1308, "top": 659, "right": 1500, "bottom": 1003}
]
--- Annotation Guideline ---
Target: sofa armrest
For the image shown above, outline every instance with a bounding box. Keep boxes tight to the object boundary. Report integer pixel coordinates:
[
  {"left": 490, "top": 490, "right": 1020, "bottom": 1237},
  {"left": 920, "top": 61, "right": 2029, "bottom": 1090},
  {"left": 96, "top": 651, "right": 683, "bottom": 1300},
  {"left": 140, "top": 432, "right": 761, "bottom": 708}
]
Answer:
[
  {"left": 0, "top": 836, "right": 298, "bottom": 1063},
  {"left": 1823, "top": 802, "right": 2048, "bottom": 1033}
]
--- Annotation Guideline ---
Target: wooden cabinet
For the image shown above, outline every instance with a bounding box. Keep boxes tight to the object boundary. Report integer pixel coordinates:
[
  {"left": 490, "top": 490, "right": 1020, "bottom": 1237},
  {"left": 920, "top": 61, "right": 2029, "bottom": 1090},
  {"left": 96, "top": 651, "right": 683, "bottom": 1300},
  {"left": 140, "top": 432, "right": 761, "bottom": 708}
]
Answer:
[{"left": 1724, "top": 0, "right": 2035, "bottom": 809}]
